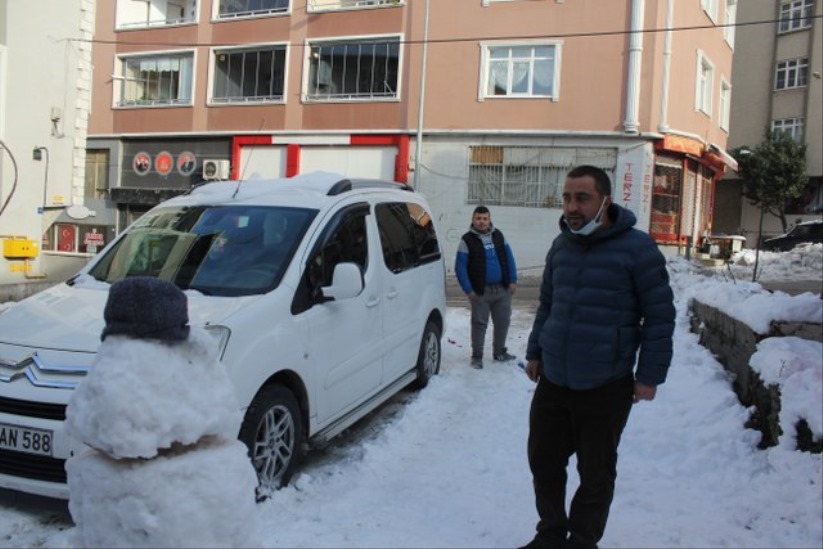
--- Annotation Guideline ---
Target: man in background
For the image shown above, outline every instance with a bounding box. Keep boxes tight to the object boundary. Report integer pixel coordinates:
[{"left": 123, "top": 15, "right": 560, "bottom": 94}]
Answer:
[{"left": 455, "top": 206, "right": 518, "bottom": 369}]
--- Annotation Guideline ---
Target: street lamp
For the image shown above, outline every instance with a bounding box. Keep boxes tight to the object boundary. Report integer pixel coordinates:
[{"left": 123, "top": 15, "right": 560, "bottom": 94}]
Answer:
[{"left": 33, "top": 146, "right": 50, "bottom": 214}]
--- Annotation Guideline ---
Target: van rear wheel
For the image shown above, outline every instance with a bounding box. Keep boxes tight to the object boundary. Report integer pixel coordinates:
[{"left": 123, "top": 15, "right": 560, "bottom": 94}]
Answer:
[
  {"left": 411, "top": 320, "right": 441, "bottom": 390},
  {"left": 239, "top": 384, "right": 304, "bottom": 497}
]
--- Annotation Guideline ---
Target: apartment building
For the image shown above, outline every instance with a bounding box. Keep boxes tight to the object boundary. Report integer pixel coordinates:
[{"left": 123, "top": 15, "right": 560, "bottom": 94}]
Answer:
[
  {"left": 75, "top": 0, "right": 736, "bottom": 272},
  {"left": 0, "top": 0, "right": 97, "bottom": 296},
  {"left": 717, "top": 0, "right": 822, "bottom": 243}
]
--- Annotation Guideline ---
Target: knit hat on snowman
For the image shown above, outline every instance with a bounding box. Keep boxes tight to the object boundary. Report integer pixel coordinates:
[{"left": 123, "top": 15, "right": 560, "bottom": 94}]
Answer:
[{"left": 101, "top": 277, "right": 190, "bottom": 342}]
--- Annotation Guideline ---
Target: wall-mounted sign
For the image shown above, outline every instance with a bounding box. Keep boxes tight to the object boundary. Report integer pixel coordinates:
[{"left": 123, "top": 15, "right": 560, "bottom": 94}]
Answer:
[
  {"left": 133, "top": 152, "right": 151, "bottom": 176},
  {"left": 177, "top": 151, "right": 197, "bottom": 176},
  {"left": 58, "top": 224, "right": 77, "bottom": 252},
  {"left": 82, "top": 227, "right": 106, "bottom": 254},
  {"left": 155, "top": 151, "right": 173, "bottom": 177}
]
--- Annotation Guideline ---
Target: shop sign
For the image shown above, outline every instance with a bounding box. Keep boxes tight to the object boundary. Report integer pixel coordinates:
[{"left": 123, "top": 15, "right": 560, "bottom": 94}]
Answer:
[
  {"left": 82, "top": 229, "right": 105, "bottom": 254},
  {"left": 133, "top": 152, "right": 151, "bottom": 176},
  {"left": 177, "top": 151, "right": 197, "bottom": 176},
  {"left": 155, "top": 151, "right": 174, "bottom": 176}
]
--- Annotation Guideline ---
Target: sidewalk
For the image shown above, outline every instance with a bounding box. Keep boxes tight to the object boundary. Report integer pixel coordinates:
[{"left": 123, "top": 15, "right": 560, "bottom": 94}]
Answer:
[{"left": 446, "top": 269, "right": 821, "bottom": 308}]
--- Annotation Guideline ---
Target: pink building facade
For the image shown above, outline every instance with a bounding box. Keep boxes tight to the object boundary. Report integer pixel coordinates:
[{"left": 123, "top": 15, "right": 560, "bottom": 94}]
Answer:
[{"left": 80, "top": 0, "right": 737, "bottom": 269}]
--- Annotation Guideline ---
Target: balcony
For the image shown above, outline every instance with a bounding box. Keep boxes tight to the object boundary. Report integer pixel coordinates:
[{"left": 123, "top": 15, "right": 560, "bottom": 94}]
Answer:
[
  {"left": 307, "top": 0, "right": 402, "bottom": 13},
  {"left": 116, "top": 0, "right": 198, "bottom": 30}
]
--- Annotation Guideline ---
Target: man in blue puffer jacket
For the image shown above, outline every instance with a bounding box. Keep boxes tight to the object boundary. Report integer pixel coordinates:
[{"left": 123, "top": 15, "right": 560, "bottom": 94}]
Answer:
[{"left": 520, "top": 165, "right": 675, "bottom": 549}]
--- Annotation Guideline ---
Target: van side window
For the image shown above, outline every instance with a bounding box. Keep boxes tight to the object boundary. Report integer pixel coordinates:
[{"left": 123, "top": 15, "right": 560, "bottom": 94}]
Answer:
[
  {"left": 313, "top": 212, "right": 368, "bottom": 287},
  {"left": 292, "top": 204, "right": 369, "bottom": 314},
  {"left": 376, "top": 202, "right": 440, "bottom": 274}
]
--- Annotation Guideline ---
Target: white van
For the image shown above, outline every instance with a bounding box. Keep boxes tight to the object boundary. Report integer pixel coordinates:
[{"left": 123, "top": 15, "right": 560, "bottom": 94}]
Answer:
[{"left": 0, "top": 172, "right": 446, "bottom": 499}]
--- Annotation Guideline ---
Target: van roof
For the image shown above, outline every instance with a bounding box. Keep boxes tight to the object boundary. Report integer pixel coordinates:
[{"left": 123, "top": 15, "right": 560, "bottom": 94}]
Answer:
[{"left": 184, "top": 171, "right": 409, "bottom": 202}]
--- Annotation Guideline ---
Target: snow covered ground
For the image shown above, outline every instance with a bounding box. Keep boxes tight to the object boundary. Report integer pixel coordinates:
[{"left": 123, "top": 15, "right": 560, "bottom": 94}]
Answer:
[{"left": 0, "top": 245, "right": 821, "bottom": 549}]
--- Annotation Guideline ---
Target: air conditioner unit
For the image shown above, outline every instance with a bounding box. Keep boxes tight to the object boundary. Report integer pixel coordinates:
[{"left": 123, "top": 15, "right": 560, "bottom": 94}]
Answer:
[{"left": 202, "top": 159, "right": 230, "bottom": 180}]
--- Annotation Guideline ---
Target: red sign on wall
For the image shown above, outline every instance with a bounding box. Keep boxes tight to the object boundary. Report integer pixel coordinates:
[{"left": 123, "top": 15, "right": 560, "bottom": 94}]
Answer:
[
  {"left": 57, "top": 224, "right": 77, "bottom": 252},
  {"left": 155, "top": 151, "right": 173, "bottom": 176}
]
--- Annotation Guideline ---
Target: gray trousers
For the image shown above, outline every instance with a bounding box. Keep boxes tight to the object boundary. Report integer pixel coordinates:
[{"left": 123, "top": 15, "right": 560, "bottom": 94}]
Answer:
[{"left": 469, "top": 284, "right": 512, "bottom": 358}]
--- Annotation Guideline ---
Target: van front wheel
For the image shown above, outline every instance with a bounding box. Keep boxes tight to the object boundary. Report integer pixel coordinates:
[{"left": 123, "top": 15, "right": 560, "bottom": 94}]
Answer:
[{"left": 239, "top": 384, "right": 304, "bottom": 497}]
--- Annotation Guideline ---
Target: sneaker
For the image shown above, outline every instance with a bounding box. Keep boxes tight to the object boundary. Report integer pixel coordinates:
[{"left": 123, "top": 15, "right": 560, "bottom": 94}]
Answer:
[
  {"left": 470, "top": 356, "right": 483, "bottom": 369},
  {"left": 493, "top": 350, "right": 516, "bottom": 362}
]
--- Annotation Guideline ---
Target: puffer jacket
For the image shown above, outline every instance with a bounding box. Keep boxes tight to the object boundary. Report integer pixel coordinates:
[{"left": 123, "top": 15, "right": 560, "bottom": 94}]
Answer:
[{"left": 525, "top": 204, "right": 675, "bottom": 390}]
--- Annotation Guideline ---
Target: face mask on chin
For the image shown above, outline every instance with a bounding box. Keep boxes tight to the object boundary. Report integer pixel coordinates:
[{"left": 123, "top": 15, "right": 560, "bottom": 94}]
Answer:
[{"left": 565, "top": 197, "right": 609, "bottom": 236}]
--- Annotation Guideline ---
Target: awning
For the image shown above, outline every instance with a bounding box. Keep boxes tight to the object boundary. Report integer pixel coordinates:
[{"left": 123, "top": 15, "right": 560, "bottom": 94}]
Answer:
[{"left": 708, "top": 143, "right": 738, "bottom": 172}]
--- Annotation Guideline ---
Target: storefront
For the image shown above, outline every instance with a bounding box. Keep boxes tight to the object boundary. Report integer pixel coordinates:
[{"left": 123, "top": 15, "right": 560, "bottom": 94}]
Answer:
[{"left": 651, "top": 134, "right": 735, "bottom": 249}]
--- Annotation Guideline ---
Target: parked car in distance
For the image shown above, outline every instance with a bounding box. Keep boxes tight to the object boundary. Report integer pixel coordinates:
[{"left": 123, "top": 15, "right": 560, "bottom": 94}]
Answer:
[
  {"left": 0, "top": 172, "right": 446, "bottom": 500},
  {"left": 761, "top": 219, "right": 823, "bottom": 252}
]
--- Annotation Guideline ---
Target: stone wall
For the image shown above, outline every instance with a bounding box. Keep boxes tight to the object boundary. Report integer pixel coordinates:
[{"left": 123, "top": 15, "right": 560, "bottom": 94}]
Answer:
[{"left": 689, "top": 299, "right": 822, "bottom": 452}]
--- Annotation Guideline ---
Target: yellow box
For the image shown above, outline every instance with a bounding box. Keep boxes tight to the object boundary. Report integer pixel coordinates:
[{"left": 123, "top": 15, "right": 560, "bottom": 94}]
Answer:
[{"left": 3, "top": 239, "right": 39, "bottom": 259}]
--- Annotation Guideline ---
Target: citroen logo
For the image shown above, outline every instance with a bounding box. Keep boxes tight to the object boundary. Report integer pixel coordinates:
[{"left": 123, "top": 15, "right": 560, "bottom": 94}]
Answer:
[{"left": 0, "top": 352, "right": 88, "bottom": 389}]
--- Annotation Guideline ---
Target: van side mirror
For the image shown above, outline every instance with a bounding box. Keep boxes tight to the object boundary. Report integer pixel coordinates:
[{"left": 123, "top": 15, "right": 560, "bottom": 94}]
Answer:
[{"left": 319, "top": 262, "right": 363, "bottom": 302}]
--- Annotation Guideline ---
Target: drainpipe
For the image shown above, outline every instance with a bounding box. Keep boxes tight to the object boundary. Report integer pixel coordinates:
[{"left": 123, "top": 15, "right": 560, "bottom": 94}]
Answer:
[
  {"left": 412, "top": 0, "right": 431, "bottom": 190},
  {"left": 623, "top": 0, "right": 645, "bottom": 133},
  {"left": 658, "top": 0, "right": 674, "bottom": 133}
]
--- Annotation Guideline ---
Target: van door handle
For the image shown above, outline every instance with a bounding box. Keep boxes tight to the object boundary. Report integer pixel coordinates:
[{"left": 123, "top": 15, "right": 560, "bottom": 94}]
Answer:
[
  {"left": 386, "top": 288, "right": 398, "bottom": 299},
  {"left": 366, "top": 297, "right": 380, "bottom": 308}
]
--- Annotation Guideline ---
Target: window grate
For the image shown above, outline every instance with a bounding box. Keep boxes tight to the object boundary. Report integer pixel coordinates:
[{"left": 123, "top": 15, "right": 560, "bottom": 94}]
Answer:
[{"left": 467, "top": 146, "right": 617, "bottom": 209}]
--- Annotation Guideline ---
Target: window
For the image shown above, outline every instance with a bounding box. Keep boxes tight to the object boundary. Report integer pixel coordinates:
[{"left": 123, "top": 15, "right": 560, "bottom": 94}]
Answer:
[
  {"left": 695, "top": 51, "right": 714, "bottom": 115},
  {"left": 724, "top": 0, "right": 736, "bottom": 47},
  {"left": 118, "top": 53, "right": 194, "bottom": 107},
  {"left": 212, "top": 46, "right": 286, "bottom": 103},
  {"left": 308, "top": 0, "right": 402, "bottom": 12},
  {"left": 216, "top": 0, "right": 289, "bottom": 19},
  {"left": 775, "top": 58, "right": 808, "bottom": 90},
  {"left": 480, "top": 42, "right": 560, "bottom": 100},
  {"left": 376, "top": 202, "right": 440, "bottom": 274},
  {"left": 467, "top": 146, "right": 616, "bottom": 208},
  {"left": 772, "top": 117, "right": 804, "bottom": 141},
  {"left": 779, "top": 0, "right": 814, "bottom": 33},
  {"left": 719, "top": 79, "right": 731, "bottom": 131},
  {"left": 43, "top": 223, "right": 110, "bottom": 254},
  {"left": 85, "top": 150, "right": 109, "bottom": 199},
  {"left": 116, "top": 0, "right": 197, "bottom": 29},
  {"left": 701, "top": 0, "right": 718, "bottom": 21},
  {"left": 306, "top": 38, "right": 400, "bottom": 101}
]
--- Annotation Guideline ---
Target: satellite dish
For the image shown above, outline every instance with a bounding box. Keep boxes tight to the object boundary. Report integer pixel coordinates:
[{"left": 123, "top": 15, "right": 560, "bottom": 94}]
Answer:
[{"left": 66, "top": 205, "right": 96, "bottom": 220}]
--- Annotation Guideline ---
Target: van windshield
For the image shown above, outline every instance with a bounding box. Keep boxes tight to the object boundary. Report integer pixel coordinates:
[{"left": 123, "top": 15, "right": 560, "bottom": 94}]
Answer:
[{"left": 88, "top": 205, "right": 317, "bottom": 296}]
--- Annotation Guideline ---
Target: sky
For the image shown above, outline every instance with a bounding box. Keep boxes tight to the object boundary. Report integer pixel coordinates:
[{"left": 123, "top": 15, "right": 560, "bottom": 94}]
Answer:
[{"left": 0, "top": 244, "right": 821, "bottom": 549}]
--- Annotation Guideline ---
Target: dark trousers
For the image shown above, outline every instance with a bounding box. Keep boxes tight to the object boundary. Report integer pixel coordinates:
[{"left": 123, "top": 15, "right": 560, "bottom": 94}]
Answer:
[{"left": 527, "top": 374, "right": 634, "bottom": 548}]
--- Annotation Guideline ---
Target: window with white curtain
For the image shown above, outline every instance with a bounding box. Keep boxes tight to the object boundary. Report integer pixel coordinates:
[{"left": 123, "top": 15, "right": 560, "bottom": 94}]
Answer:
[
  {"left": 724, "top": 0, "right": 736, "bottom": 47},
  {"left": 719, "top": 79, "right": 731, "bottom": 131},
  {"left": 118, "top": 53, "right": 194, "bottom": 107},
  {"left": 695, "top": 51, "right": 714, "bottom": 115},
  {"left": 701, "top": 0, "right": 718, "bottom": 22},
  {"left": 480, "top": 42, "right": 560, "bottom": 100}
]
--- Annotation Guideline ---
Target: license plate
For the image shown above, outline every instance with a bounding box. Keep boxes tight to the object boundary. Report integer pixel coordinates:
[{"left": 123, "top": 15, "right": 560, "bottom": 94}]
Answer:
[{"left": 0, "top": 422, "right": 53, "bottom": 457}]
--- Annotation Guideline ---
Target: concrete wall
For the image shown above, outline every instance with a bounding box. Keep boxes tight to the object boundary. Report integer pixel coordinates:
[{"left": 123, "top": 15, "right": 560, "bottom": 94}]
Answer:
[{"left": 690, "top": 298, "right": 822, "bottom": 451}]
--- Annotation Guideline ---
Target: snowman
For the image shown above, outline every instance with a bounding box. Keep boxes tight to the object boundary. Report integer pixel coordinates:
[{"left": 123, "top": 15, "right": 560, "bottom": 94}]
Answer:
[{"left": 64, "top": 277, "right": 262, "bottom": 549}]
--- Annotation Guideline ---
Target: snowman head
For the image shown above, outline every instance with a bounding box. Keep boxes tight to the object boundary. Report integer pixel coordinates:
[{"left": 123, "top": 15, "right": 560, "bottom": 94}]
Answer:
[{"left": 101, "top": 277, "right": 190, "bottom": 342}]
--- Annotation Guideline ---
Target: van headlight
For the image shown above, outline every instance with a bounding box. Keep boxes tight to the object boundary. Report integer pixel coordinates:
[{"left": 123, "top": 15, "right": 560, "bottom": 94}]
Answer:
[{"left": 204, "top": 324, "right": 231, "bottom": 360}]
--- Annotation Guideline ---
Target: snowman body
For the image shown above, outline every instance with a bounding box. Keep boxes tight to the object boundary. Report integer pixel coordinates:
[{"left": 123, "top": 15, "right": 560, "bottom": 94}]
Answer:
[{"left": 65, "top": 325, "right": 262, "bottom": 548}]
